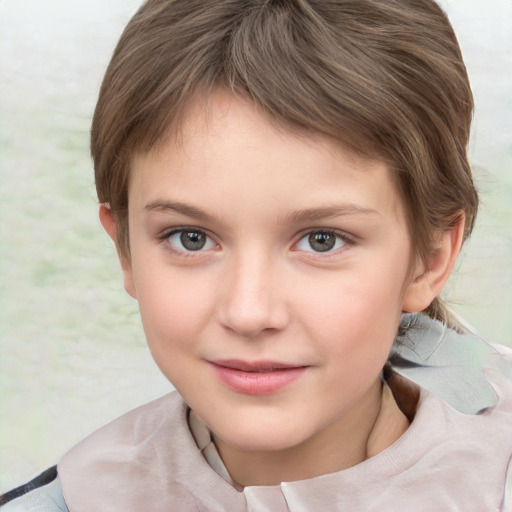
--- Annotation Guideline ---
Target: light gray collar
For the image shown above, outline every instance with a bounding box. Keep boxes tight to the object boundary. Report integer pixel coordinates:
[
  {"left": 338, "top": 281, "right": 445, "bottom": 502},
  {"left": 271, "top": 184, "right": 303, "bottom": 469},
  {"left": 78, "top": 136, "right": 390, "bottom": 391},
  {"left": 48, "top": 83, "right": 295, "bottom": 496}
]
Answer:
[{"left": 389, "top": 313, "right": 511, "bottom": 414}]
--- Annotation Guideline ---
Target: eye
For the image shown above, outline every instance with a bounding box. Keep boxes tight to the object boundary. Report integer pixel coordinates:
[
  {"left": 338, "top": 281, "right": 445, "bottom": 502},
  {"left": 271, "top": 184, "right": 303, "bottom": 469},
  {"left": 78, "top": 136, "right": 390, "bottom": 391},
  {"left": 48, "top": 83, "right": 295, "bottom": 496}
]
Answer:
[
  {"left": 296, "top": 230, "right": 348, "bottom": 253},
  {"left": 166, "top": 229, "right": 216, "bottom": 253}
]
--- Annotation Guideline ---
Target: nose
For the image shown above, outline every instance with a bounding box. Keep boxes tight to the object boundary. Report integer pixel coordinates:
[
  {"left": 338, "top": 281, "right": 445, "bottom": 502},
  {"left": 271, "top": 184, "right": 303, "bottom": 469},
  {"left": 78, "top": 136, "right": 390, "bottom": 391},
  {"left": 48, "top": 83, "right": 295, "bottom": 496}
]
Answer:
[{"left": 217, "top": 252, "right": 289, "bottom": 338}]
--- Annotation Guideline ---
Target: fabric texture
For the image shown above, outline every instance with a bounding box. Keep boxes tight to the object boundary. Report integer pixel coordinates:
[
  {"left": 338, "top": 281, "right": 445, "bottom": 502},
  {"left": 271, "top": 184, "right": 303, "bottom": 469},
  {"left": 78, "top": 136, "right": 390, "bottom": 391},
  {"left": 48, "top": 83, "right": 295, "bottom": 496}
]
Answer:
[
  {"left": 3, "top": 314, "right": 511, "bottom": 511},
  {"left": 389, "top": 313, "right": 506, "bottom": 413},
  {"left": 0, "top": 476, "right": 67, "bottom": 512},
  {"left": 0, "top": 467, "right": 58, "bottom": 506},
  {"left": 56, "top": 375, "right": 512, "bottom": 511}
]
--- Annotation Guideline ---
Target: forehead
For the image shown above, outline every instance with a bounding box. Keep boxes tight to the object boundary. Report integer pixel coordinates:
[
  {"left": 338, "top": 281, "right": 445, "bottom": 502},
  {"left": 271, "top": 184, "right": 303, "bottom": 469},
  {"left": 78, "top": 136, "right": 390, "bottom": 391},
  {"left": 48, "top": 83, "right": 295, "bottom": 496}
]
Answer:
[{"left": 129, "top": 90, "right": 406, "bottom": 225}]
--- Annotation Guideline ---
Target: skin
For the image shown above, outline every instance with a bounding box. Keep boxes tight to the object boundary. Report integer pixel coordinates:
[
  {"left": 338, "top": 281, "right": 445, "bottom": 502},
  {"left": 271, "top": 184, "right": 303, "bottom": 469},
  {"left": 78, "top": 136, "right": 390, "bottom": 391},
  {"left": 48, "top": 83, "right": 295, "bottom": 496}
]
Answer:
[{"left": 101, "top": 90, "right": 463, "bottom": 486}]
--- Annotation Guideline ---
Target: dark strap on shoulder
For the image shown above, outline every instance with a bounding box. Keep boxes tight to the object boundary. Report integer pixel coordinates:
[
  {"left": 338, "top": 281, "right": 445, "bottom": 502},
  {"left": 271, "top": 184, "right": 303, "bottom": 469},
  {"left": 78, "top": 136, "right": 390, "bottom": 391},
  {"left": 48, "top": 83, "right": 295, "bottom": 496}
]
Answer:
[{"left": 0, "top": 466, "right": 58, "bottom": 506}]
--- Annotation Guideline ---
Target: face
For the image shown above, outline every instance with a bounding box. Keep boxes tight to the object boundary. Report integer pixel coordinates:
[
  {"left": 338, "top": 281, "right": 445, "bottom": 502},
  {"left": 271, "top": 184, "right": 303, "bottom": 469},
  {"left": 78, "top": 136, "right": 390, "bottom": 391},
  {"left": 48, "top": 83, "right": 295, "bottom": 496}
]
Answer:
[{"left": 123, "top": 90, "right": 417, "bottom": 456}]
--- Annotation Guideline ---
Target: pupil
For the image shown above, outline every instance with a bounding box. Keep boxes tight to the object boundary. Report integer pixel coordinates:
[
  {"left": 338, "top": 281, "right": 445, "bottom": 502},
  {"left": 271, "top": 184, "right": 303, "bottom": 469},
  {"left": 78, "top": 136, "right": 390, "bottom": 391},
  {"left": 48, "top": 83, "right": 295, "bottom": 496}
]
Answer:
[
  {"left": 309, "top": 232, "right": 335, "bottom": 252},
  {"left": 180, "top": 231, "right": 206, "bottom": 251}
]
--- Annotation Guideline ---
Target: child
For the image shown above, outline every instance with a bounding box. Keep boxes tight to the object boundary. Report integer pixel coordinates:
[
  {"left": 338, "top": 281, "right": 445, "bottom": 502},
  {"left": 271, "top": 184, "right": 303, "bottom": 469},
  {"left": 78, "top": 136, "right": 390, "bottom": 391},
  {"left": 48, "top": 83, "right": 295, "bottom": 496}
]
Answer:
[{"left": 1, "top": 0, "right": 511, "bottom": 510}]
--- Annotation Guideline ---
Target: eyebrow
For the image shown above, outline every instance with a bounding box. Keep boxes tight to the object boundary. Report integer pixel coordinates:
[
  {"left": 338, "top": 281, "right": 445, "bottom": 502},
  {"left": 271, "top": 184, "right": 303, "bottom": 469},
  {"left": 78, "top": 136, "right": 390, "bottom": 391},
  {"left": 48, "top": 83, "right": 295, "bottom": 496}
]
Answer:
[
  {"left": 281, "top": 204, "right": 380, "bottom": 224},
  {"left": 144, "top": 200, "right": 380, "bottom": 224},
  {"left": 144, "top": 200, "right": 216, "bottom": 222}
]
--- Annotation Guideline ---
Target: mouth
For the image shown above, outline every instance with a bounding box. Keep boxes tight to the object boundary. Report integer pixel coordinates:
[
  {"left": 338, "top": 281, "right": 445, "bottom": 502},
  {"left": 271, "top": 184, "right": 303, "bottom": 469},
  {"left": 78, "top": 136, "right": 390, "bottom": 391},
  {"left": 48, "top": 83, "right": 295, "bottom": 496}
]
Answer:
[{"left": 209, "top": 359, "right": 308, "bottom": 395}]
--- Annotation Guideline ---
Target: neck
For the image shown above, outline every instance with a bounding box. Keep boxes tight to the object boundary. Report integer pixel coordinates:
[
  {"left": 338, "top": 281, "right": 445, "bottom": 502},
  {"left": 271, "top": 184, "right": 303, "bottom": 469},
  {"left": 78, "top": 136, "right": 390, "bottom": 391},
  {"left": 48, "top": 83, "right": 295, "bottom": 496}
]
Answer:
[{"left": 214, "top": 378, "right": 405, "bottom": 487}]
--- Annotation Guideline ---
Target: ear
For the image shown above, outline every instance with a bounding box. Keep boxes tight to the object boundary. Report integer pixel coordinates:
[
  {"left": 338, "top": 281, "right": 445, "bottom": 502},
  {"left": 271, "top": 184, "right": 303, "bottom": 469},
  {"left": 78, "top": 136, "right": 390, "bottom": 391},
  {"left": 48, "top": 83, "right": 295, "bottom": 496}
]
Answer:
[
  {"left": 99, "top": 204, "right": 137, "bottom": 299},
  {"left": 402, "top": 214, "right": 465, "bottom": 313}
]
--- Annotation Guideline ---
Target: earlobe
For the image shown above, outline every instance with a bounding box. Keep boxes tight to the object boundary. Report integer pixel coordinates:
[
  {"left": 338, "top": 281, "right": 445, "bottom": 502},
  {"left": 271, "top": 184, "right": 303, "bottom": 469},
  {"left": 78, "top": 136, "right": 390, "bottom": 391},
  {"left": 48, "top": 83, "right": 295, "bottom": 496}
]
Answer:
[
  {"left": 98, "top": 204, "right": 137, "bottom": 299},
  {"left": 402, "top": 214, "right": 465, "bottom": 313}
]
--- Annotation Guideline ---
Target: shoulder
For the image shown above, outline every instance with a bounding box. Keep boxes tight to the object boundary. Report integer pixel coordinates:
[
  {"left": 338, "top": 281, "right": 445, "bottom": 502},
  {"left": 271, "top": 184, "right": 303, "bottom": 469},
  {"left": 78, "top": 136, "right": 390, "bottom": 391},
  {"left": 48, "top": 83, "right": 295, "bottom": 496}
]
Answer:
[
  {"left": 380, "top": 364, "right": 512, "bottom": 510},
  {"left": 1, "top": 393, "right": 185, "bottom": 512},
  {"left": 59, "top": 391, "right": 185, "bottom": 459},
  {"left": 56, "top": 391, "right": 206, "bottom": 510},
  {"left": 0, "top": 467, "right": 68, "bottom": 511},
  {"left": 407, "top": 371, "right": 512, "bottom": 508}
]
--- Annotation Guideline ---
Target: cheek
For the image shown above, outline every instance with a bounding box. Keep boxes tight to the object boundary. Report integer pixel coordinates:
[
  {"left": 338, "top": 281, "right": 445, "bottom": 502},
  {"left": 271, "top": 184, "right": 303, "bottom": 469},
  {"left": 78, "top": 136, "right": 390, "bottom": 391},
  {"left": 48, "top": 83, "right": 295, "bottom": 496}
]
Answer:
[
  {"left": 133, "top": 270, "right": 216, "bottom": 391},
  {"left": 133, "top": 265, "right": 216, "bottom": 350},
  {"left": 298, "top": 262, "right": 407, "bottom": 360},
  {"left": 303, "top": 265, "right": 406, "bottom": 322}
]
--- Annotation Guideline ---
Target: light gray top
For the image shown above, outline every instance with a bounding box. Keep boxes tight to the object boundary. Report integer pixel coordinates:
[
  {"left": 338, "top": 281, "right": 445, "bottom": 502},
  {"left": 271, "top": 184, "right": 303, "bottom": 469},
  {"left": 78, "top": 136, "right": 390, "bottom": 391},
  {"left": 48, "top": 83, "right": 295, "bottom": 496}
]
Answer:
[{"left": 0, "top": 477, "right": 67, "bottom": 512}]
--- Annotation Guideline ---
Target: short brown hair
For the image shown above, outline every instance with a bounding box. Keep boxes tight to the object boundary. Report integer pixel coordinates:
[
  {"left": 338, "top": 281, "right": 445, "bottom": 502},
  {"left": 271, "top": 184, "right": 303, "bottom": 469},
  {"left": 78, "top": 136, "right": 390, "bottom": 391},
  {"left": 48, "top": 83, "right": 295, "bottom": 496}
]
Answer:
[{"left": 92, "top": 0, "right": 478, "bottom": 326}]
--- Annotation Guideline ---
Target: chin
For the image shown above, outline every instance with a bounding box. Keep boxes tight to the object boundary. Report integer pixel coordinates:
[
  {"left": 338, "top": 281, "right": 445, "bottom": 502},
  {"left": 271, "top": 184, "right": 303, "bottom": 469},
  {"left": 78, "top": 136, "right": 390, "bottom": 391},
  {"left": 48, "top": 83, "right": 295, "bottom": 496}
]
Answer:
[{"left": 213, "top": 418, "right": 313, "bottom": 453}]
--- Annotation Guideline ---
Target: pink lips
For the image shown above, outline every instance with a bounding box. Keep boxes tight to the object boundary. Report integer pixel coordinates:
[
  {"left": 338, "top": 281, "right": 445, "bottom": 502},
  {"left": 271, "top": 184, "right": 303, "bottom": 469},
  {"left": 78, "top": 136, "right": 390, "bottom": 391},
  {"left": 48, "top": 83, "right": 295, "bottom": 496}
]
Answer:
[{"left": 210, "top": 359, "right": 307, "bottom": 395}]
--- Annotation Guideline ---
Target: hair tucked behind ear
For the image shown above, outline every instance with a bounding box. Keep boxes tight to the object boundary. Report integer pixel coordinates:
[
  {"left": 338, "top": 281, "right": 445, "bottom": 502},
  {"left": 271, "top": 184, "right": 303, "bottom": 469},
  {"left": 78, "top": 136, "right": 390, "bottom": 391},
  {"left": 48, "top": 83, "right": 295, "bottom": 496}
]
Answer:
[
  {"left": 92, "top": 0, "right": 478, "bottom": 330},
  {"left": 427, "top": 297, "right": 457, "bottom": 330}
]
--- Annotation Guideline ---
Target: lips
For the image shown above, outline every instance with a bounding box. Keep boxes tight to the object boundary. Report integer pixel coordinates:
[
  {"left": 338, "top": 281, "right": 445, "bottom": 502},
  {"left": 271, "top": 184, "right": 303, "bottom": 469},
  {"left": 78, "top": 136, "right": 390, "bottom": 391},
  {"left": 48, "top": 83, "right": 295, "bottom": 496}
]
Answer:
[{"left": 209, "top": 359, "right": 308, "bottom": 395}]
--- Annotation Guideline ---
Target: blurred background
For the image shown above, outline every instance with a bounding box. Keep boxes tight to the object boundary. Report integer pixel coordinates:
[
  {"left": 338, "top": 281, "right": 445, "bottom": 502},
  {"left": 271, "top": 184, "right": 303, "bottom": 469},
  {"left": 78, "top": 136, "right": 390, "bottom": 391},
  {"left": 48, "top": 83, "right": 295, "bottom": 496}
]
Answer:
[{"left": 0, "top": 0, "right": 511, "bottom": 493}]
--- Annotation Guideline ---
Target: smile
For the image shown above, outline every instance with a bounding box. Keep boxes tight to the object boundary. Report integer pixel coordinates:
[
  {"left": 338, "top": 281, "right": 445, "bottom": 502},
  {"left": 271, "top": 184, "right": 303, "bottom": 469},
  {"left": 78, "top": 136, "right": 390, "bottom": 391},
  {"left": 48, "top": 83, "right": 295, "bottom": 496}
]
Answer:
[{"left": 209, "top": 360, "right": 308, "bottom": 395}]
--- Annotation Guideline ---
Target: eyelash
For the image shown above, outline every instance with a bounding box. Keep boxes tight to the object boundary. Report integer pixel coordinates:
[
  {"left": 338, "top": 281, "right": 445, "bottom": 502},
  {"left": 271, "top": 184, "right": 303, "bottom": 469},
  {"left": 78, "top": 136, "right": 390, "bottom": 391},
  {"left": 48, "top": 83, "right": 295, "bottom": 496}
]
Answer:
[
  {"left": 293, "top": 229, "right": 354, "bottom": 257},
  {"left": 157, "top": 227, "right": 217, "bottom": 256},
  {"left": 157, "top": 227, "right": 355, "bottom": 257}
]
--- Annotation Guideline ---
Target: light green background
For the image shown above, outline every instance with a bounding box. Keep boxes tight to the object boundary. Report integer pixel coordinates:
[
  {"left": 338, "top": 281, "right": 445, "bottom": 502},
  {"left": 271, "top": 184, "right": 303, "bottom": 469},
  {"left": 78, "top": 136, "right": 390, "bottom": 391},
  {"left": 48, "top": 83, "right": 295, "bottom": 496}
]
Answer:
[{"left": 1, "top": 0, "right": 511, "bottom": 493}]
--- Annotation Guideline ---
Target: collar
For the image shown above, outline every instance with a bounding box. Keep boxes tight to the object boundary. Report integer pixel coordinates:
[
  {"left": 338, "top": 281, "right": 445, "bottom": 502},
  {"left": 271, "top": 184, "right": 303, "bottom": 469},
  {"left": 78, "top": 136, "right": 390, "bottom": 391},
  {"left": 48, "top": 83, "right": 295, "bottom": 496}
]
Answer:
[
  {"left": 389, "top": 313, "right": 510, "bottom": 414},
  {"left": 57, "top": 313, "right": 512, "bottom": 511}
]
